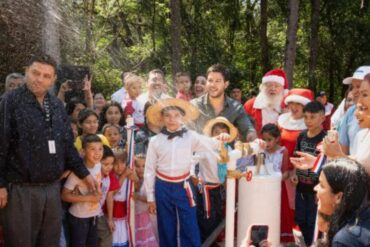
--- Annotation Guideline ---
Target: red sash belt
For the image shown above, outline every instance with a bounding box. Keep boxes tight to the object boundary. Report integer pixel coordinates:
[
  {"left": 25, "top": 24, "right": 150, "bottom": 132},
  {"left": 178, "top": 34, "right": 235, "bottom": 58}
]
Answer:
[
  {"left": 156, "top": 171, "right": 196, "bottom": 207},
  {"left": 113, "top": 201, "right": 127, "bottom": 218}
]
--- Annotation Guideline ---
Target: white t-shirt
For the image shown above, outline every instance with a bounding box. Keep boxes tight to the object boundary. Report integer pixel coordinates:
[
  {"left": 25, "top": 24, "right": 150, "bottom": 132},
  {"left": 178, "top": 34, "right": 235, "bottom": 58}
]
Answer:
[
  {"left": 64, "top": 163, "right": 102, "bottom": 218},
  {"left": 351, "top": 128, "right": 370, "bottom": 173}
]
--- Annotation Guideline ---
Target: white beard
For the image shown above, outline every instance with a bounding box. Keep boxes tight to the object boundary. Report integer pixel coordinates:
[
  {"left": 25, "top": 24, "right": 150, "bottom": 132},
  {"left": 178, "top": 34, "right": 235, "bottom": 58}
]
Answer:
[{"left": 254, "top": 91, "right": 283, "bottom": 111}]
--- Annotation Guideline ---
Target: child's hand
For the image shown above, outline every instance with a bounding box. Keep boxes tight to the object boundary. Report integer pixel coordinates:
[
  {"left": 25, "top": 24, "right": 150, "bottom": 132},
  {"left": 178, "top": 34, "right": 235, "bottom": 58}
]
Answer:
[
  {"left": 108, "top": 219, "right": 115, "bottom": 232},
  {"left": 72, "top": 185, "right": 81, "bottom": 195},
  {"left": 215, "top": 133, "right": 230, "bottom": 143},
  {"left": 148, "top": 201, "right": 157, "bottom": 214},
  {"left": 290, "top": 174, "right": 298, "bottom": 185},
  {"left": 87, "top": 191, "right": 102, "bottom": 203}
]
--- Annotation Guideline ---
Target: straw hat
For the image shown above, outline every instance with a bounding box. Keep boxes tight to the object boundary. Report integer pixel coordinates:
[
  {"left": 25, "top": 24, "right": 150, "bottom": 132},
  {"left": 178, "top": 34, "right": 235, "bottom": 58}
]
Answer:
[
  {"left": 203, "top": 117, "right": 238, "bottom": 143},
  {"left": 146, "top": 98, "right": 200, "bottom": 130}
]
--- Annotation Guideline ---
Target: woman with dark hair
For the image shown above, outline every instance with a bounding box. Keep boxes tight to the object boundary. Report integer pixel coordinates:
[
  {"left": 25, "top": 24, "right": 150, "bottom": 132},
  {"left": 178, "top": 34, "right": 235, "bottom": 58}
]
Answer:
[
  {"left": 314, "top": 158, "right": 370, "bottom": 246},
  {"left": 99, "top": 102, "right": 127, "bottom": 147}
]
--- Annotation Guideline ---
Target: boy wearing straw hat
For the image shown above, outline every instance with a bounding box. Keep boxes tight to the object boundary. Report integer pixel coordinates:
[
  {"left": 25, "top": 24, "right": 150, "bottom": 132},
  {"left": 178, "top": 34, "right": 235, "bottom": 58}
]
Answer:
[
  {"left": 144, "top": 98, "right": 230, "bottom": 247},
  {"left": 193, "top": 116, "right": 238, "bottom": 243}
]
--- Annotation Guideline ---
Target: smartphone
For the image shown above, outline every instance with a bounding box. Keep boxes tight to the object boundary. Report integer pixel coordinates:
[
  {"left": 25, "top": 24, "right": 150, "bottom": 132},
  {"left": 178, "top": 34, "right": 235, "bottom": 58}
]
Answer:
[{"left": 250, "top": 225, "right": 269, "bottom": 247}]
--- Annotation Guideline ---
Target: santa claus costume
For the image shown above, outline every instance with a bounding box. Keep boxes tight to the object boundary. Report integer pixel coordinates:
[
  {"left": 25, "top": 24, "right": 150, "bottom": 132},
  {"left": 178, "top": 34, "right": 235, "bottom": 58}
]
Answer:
[
  {"left": 278, "top": 88, "right": 314, "bottom": 243},
  {"left": 244, "top": 68, "right": 288, "bottom": 137}
]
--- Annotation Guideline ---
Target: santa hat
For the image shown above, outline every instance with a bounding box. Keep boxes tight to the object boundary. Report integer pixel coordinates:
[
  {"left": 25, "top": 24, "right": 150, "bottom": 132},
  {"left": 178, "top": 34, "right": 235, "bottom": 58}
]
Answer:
[
  {"left": 284, "top": 88, "right": 314, "bottom": 106},
  {"left": 262, "top": 68, "right": 289, "bottom": 93}
]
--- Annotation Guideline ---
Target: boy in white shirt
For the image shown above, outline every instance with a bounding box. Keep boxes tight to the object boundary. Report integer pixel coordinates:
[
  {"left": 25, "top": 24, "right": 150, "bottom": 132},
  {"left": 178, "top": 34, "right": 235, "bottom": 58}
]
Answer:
[
  {"left": 62, "top": 134, "right": 103, "bottom": 247},
  {"left": 144, "top": 98, "right": 230, "bottom": 247}
]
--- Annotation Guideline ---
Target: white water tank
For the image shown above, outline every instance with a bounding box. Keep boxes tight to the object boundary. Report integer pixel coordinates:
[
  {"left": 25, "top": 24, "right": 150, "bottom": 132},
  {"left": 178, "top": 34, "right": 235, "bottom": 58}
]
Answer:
[{"left": 237, "top": 164, "right": 282, "bottom": 247}]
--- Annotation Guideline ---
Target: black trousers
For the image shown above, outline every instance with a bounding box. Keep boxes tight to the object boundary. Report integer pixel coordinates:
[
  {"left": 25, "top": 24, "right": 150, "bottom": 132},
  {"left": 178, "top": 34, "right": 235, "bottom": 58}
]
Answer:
[
  {"left": 196, "top": 185, "right": 225, "bottom": 243},
  {"left": 1, "top": 182, "right": 62, "bottom": 247}
]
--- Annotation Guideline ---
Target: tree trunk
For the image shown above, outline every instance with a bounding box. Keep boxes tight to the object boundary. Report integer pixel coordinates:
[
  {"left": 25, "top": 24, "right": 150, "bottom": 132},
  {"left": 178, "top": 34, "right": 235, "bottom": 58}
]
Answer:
[
  {"left": 42, "top": 0, "right": 61, "bottom": 63},
  {"left": 170, "top": 0, "right": 182, "bottom": 82},
  {"left": 284, "top": 0, "right": 300, "bottom": 88},
  {"left": 308, "top": 0, "right": 320, "bottom": 93},
  {"left": 260, "top": 0, "right": 271, "bottom": 74}
]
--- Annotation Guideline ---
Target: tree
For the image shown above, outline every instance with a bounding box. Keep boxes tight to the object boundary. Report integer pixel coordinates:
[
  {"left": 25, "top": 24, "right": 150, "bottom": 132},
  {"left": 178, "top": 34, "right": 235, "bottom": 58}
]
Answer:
[
  {"left": 308, "top": 0, "right": 320, "bottom": 93},
  {"left": 284, "top": 0, "right": 300, "bottom": 88},
  {"left": 170, "top": 0, "right": 182, "bottom": 82},
  {"left": 260, "top": 0, "right": 271, "bottom": 74}
]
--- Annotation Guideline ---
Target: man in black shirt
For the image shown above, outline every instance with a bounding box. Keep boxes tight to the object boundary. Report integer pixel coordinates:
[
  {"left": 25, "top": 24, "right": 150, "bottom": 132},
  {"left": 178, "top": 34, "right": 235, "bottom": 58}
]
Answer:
[{"left": 0, "top": 54, "right": 96, "bottom": 247}]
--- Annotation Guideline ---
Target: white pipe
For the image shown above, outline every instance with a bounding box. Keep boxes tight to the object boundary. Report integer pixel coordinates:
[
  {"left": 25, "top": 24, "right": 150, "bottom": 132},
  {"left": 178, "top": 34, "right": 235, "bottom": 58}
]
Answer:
[{"left": 225, "top": 149, "right": 242, "bottom": 247}]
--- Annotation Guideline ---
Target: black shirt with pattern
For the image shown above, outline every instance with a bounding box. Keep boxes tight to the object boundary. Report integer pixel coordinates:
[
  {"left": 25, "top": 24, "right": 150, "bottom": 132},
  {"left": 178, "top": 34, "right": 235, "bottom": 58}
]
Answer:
[{"left": 295, "top": 129, "right": 326, "bottom": 194}]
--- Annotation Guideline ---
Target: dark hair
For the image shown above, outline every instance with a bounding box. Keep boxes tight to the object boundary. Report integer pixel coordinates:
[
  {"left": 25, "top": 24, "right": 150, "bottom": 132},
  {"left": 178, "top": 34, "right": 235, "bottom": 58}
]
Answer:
[
  {"left": 77, "top": 108, "right": 99, "bottom": 135},
  {"left": 206, "top": 64, "right": 230, "bottom": 82},
  {"left": 65, "top": 99, "right": 86, "bottom": 116},
  {"left": 27, "top": 54, "right": 57, "bottom": 72},
  {"left": 261, "top": 123, "right": 280, "bottom": 138},
  {"left": 102, "top": 145, "right": 114, "bottom": 160},
  {"left": 175, "top": 72, "right": 191, "bottom": 83},
  {"left": 322, "top": 159, "right": 369, "bottom": 246},
  {"left": 303, "top": 101, "right": 325, "bottom": 114},
  {"left": 81, "top": 134, "right": 102, "bottom": 149},
  {"left": 364, "top": 73, "right": 370, "bottom": 84},
  {"left": 211, "top": 123, "right": 230, "bottom": 134},
  {"left": 99, "top": 102, "right": 126, "bottom": 130}
]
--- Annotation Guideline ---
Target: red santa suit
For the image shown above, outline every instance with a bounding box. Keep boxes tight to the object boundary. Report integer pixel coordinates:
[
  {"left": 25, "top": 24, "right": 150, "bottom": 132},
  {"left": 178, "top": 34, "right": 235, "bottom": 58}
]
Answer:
[
  {"left": 277, "top": 88, "right": 313, "bottom": 243},
  {"left": 244, "top": 68, "right": 288, "bottom": 136}
]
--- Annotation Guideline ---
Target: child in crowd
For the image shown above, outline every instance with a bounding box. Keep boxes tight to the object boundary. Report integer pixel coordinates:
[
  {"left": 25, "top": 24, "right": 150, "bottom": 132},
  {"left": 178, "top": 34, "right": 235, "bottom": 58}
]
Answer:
[
  {"left": 144, "top": 98, "right": 230, "bottom": 246},
  {"left": 97, "top": 145, "right": 120, "bottom": 247},
  {"left": 175, "top": 72, "right": 193, "bottom": 101},
  {"left": 260, "top": 123, "right": 294, "bottom": 243},
  {"left": 93, "top": 92, "right": 106, "bottom": 116},
  {"left": 65, "top": 99, "right": 86, "bottom": 122},
  {"left": 62, "top": 134, "right": 103, "bottom": 247},
  {"left": 135, "top": 102, "right": 159, "bottom": 154},
  {"left": 292, "top": 101, "right": 326, "bottom": 246},
  {"left": 193, "top": 117, "right": 238, "bottom": 242},
  {"left": 74, "top": 108, "right": 110, "bottom": 153},
  {"left": 99, "top": 102, "right": 127, "bottom": 146},
  {"left": 133, "top": 154, "right": 159, "bottom": 247},
  {"left": 102, "top": 124, "right": 125, "bottom": 152},
  {"left": 111, "top": 149, "right": 137, "bottom": 247},
  {"left": 122, "top": 73, "right": 145, "bottom": 128}
]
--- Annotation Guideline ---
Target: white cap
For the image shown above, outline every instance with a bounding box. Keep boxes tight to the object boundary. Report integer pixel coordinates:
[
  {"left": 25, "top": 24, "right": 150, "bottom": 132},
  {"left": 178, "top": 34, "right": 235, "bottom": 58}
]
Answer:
[{"left": 343, "top": 66, "right": 370, "bottom": 85}]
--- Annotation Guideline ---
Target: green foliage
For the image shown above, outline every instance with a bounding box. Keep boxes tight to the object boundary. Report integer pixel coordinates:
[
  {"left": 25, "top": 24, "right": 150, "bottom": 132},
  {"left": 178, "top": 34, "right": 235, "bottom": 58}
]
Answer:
[{"left": 59, "top": 0, "right": 370, "bottom": 103}]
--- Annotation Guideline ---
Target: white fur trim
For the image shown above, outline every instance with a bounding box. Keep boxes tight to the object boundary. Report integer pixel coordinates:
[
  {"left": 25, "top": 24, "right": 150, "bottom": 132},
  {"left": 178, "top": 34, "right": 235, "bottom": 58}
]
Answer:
[
  {"left": 278, "top": 112, "right": 306, "bottom": 131},
  {"left": 262, "top": 75, "right": 285, "bottom": 85},
  {"left": 284, "top": 95, "right": 310, "bottom": 106}
]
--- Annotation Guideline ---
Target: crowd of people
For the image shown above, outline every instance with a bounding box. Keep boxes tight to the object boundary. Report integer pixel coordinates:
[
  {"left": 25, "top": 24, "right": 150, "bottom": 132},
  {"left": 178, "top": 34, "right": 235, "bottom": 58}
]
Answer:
[{"left": 0, "top": 54, "right": 370, "bottom": 247}]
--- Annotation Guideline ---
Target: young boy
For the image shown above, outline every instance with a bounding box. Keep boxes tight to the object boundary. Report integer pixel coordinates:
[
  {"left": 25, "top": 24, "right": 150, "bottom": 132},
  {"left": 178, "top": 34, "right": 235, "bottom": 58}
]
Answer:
[
  {"left": 122, "top": 73, "right": 145, "bottom": 128},
  {"left": 293, "top": 101, "right": 326, "bottom": 245},
  {"left": 144, "top": 98, "right": 230, "bottom": 247},
  {"left": 193, "top": 117, "right": 238, "bottom": 242},
  {"left": 62, "top": 134, "right": 103, "bottom": 247},
  {"left": 175, "top": 72, "right": 193, "bottom": 101}
]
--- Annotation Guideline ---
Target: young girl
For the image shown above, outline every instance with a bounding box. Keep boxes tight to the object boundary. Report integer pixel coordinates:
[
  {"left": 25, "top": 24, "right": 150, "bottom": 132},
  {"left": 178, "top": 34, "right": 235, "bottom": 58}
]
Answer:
[
  {"left": 74, "top": 108, "right": 110, "bottom": 153},
  {"left": 99, "top": 102, "right": 127, "bottom": 146},
  {"left": 111, "top": 150, "right": 137, "bottom": 247},
  {"left": 97, "top": 145, "right": 120, "bottom": 247},
  {"left": 133, "top": 154, "right": 159, "bottom": 247},
  {"left": 102, "top": 124, "right": 125, "bottom": 152},
  {"left": 122, "top": 73, "right": 145, "bottom": 128},
  {"left": 260, "top": 123, "right": 294, "bottom": 243}
]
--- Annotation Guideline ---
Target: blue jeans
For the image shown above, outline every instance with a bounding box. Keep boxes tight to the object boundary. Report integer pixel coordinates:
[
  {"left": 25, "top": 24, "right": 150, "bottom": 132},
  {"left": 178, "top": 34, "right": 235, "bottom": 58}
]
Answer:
[
  {"left": 295, "top": 192, "right": 317, "bottom": 246},
  {"left": 155, "top": 178, "right": 201, "bottom": 247}
]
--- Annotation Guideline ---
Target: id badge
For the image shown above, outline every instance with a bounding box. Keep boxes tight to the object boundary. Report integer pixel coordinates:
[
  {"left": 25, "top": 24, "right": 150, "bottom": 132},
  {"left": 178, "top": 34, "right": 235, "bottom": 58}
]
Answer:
[{"left": 48, "top": 140, "right": 56, "bottom": 154}]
